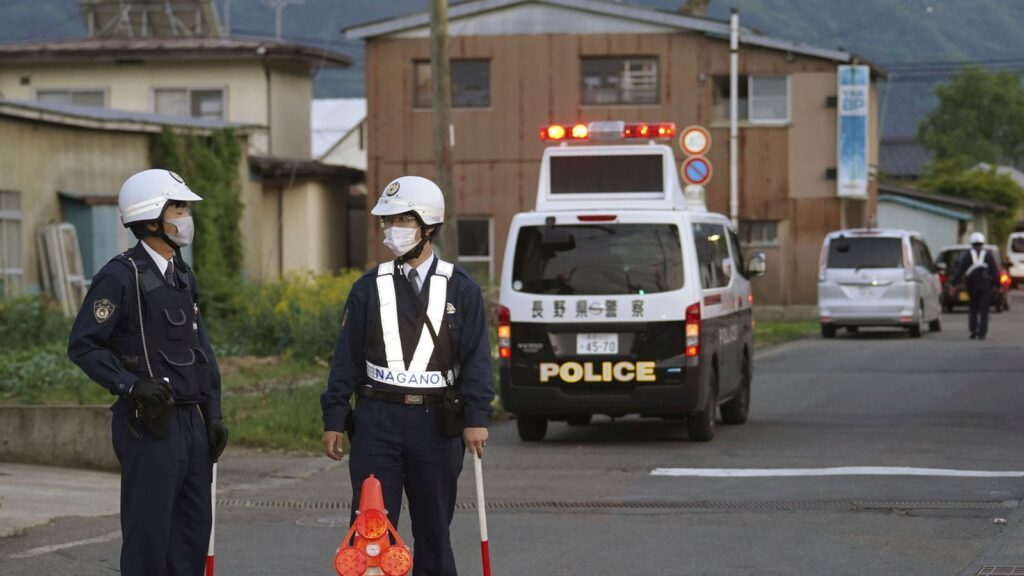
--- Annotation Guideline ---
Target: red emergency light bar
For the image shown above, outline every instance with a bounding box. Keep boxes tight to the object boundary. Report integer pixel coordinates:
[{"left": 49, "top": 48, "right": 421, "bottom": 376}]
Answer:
[{"left": 540, "top": 122, "right": 676, "bottom": 141}]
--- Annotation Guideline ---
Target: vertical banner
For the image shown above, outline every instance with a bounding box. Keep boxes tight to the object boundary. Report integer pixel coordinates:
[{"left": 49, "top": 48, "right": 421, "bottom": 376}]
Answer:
[{"left": 837, "top": 65, "right": 870, "bottom": 198}]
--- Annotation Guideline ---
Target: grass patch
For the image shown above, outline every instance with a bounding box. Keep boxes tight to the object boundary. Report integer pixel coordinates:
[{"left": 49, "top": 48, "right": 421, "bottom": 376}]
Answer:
[{"left": 754, "top": 320, "right": 819, "bottom": 348}]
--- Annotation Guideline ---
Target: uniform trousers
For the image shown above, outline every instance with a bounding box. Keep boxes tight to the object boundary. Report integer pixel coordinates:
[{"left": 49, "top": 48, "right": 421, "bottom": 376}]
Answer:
[
  {"left": 348, "top": 397, "right": 464, "bottom": 576},
  {"left": 112, "top": 403, "right": 212, "bottom": 576},
  {"left": 968, "top": 288, "right": 992, "bottom": 337}
]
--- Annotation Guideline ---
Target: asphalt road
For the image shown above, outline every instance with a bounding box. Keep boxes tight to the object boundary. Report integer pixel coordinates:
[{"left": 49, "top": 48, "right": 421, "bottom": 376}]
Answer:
[{"left": 2, "top": 291, "right": 1023, "bottom": 575}]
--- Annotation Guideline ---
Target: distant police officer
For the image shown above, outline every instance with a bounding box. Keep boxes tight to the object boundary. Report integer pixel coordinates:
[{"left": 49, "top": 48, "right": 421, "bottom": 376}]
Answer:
[
  {"left": 954, "top": 231, "right": 1000, "bottom": 340},
  {"left": 321, "top": 176, "right": 494, "bottom": 576},
  {"left": 68, "top": 169, "right": 228, "bottom": 576}
]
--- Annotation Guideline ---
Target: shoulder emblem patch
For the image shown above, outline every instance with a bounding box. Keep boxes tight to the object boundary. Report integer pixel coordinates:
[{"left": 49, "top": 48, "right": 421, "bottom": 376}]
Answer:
[
  {"left": 93, "top": 299, "right": 115, "bottom": 323},
  {"left": 446, "top": 302, "right": 456, "bottom": 315}
]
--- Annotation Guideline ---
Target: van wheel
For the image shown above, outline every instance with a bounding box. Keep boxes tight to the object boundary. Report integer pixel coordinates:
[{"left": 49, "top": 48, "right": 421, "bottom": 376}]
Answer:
[
  {"left": 687, "top": 368, "right": 718, "bottom": 442},
  {"left": 566, "top": 414, "right": 592, "bottom": 426},
  {"left": 516, "top": 415, "right": 547, "bottom": 442},
  {"left": 929, "top": 316, "right": 942, "bottom": 332},
  {"left": 721, "top": 352, "right": 750, "bottom": 425},
  {"left": 909, "top": 305, "right": 923, "bottom": 338},
  {"left": 821, "top": 324, "right": 837, "bottom": 339}
]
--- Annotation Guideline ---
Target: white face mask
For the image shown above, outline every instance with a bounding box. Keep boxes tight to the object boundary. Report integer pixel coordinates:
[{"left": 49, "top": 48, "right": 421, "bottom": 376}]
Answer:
[
  {"left": 383, "top": 226, "right": 419, "bottom": 257},
  {"left": 165, "top": 216, "right": 195, "bottom": 248}
]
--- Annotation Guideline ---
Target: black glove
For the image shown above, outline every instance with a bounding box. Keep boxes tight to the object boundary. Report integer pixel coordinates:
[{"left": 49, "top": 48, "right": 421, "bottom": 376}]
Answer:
[
  {"left": 207, "top": 418, "right": 229, "bottom": 462},
  {"left": 129, "top": 377, "right": 173, "bottom": 405}
]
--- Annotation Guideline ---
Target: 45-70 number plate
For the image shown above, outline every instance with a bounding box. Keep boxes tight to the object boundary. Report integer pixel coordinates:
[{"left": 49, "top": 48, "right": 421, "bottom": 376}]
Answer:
[{"left": 577, "top": 333, "right": 618, "bottom": 355}]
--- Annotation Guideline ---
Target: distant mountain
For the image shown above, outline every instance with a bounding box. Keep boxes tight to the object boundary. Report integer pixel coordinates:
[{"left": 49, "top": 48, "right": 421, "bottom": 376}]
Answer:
[{"left": 3, "top": 0, "right": 1022, "bottom": 142}]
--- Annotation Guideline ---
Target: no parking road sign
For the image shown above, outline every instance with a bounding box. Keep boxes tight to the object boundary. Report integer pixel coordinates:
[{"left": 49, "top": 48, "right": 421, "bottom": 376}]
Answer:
[{"left": 681, "top": 156, "right": 712, "bottom": 186}]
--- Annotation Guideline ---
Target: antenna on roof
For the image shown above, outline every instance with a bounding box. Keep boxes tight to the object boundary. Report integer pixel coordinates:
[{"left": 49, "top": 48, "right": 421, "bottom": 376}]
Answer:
[
  {"left": 262, "top": 0, "right": 305, "bottom": 41},
  {"left": 79, "top": 0, "right": 223, "bottom": 38}
]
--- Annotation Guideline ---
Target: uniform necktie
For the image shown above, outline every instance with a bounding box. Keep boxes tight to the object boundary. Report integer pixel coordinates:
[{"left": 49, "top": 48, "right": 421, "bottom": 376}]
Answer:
[
  {"left": 165, "top": 261, "right": 176, "bottom": 288},
  {"left": 407, "top": 269, "right": 420, "bottom": 294}
]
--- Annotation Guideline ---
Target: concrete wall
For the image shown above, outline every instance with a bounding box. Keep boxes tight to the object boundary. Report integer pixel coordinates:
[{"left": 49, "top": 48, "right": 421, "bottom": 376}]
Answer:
[
  {"left": 269, "top": 66, "right": 312, "bottom": 159},
  {"left": 0, "top": 406, "right": 118, "bottom": 471},
  {"left": 878, "top": 201, "right": 960, "bottom": 254},
  {"left": 259, "top": 179, "right": 349, "bottom": 278},
  {"left": 0, "top": 116, "right": 151, "bottom": 292}
]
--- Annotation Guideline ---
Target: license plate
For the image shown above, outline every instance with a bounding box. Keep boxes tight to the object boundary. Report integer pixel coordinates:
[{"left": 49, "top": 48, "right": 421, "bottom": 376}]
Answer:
[
  {"left": 958, "top": 291, "right": 970, "bottom": 302},
  {"left": 577, "top": 333, "right": 618, "bottom": 355}
]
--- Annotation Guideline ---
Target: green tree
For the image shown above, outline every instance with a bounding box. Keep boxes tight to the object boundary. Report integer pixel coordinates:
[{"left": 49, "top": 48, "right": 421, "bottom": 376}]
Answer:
[
  {"left": 918, "top": 67, "right": 1024, "bottom": 170},
  {"left": 920, "top": 162, "right": 1023, "bottom": 245},
  {"left": 153, "top": 128, "right": 244, "bottom": 318}
]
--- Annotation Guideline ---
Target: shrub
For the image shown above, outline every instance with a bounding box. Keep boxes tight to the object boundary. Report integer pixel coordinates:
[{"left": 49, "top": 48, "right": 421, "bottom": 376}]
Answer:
[{"left": 0, "top": 296, "right": 71, "bottom": 351}]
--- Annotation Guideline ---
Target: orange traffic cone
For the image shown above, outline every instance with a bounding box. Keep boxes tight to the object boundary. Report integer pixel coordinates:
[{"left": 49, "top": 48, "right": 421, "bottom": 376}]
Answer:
[{"left": 334, "top": 475, "right": 413, "bottom": 576}]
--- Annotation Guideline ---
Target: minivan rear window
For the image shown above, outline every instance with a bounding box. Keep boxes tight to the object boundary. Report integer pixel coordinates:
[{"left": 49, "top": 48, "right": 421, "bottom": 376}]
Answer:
[
  {"left": 1012, "top": 237, "right": 1024, "bottom": 253},
  {"left": 512, "top": 224, "right": 683, "bottom": 295},
  {"left": 827, "top": 237, "right": 903, "bottom": 269}
]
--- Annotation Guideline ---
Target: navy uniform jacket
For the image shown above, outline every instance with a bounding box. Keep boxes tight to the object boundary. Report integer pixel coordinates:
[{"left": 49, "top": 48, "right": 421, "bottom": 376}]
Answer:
[
  {"left": 954, "top": 248, "right": 1000, "bottom": 295},
  {"left": 321, "top": 261, "right": 495, "bottom": 433},
  {"left": 67, "top": 242, "right": 222, "bottom": 419}
]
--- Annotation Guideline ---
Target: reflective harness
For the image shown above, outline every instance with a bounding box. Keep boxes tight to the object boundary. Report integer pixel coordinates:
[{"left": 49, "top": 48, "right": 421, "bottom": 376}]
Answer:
[
  {"left": 367, "top": 259, "right": 455, "bottom": 389},
  {"left": 967, "top": 249, "right": 988, "bottom": 278}
]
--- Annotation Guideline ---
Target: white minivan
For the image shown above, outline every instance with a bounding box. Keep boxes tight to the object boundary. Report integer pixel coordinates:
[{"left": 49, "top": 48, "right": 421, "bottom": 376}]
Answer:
[
  {"left": 1007, "top": 231, "right": 1024, "bottom": 288},
  {"left": 498, "top": 120, "right": 766, "bottom": 443},
  {"left": 817, "top": 229, "right": 942, "bottom": 338}
]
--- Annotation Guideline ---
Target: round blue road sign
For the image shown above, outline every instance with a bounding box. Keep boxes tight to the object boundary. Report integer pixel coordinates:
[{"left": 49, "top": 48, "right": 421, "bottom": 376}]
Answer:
[{"left": 681, "top": 156, "right": 712, "bottom": 186}]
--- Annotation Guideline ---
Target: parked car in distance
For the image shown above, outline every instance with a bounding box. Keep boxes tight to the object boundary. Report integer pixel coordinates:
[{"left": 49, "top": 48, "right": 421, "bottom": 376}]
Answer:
[
  {"left": 1007, "top": 232, "right": 1024, "bottom": 288},
  {"left": 935, "top": 244, "right": 1011, "bottom": 313},
  {"left": 817, "top": 229, "right": 942, "bottom": 338}
]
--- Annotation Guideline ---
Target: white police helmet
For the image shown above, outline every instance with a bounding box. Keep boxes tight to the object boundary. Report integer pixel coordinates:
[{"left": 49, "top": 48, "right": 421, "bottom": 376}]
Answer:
[
  {"left": 118, "top": 169, "right": 203, "bottom": 226},
  {"left": 969, "top": 231, "right": 986, "bottom": 245},
  {"left": 370, "top": 176, "right": 445, "bottom": 226}
]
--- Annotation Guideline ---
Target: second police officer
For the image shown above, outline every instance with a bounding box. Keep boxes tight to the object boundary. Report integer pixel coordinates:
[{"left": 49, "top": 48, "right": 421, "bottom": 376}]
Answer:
[
  {"left": 321, "top": 176, "right": 495, "bottom": 576},
  {"left": 954, "top": 231, "right": 1000, "bottom": 340},
  {"left": 68, "top": 169, "right": 228, "bottom": 576}
]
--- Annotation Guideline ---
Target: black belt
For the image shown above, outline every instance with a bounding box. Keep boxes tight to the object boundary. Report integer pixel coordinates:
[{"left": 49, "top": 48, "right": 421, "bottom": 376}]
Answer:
[{"left": 357, "top": 387, "right": 444, "bottom": 405}]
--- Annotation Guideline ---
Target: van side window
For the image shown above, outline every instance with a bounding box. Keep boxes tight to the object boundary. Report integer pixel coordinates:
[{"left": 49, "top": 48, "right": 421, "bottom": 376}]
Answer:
[
  {"left": 728, "top": 229, "right": 747, "bottom": 278},
  {"left": 693, "top": 223, "right": 731, "bottom": 289},
  {"left": 911, "top": 239, "right": 934, "bottom": 270}
]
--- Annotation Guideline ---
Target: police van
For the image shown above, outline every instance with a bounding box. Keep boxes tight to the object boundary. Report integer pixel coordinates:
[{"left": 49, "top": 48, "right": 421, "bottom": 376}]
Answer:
[{"left": 498, "top": 121, "right": 766, "bottom": 443}]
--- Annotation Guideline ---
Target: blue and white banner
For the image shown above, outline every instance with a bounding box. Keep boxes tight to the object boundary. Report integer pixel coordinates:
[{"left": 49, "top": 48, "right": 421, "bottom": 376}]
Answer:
[{"left": 837, "top": 65, "right": 870, "bottom": 198}]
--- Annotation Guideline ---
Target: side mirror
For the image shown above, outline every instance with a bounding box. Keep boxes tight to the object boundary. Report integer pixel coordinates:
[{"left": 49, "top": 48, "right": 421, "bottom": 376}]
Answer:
[
  {"left": 722, "top": 257, "right": 734, "bottom": 278},
  {"left": 747, "top": 252, "right": 767, "bottom": 277}
]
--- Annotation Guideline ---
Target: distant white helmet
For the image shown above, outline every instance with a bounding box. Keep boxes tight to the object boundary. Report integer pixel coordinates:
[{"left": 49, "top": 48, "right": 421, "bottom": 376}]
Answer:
[
  {"left": 370, "top": 176, "right": 445, "bottom": 226},
  {"left": 118, "top": 169, "right": 202, "bottom": 226},
  {"left": 969, "top": 231, "right": 986, "bottom": 245}
]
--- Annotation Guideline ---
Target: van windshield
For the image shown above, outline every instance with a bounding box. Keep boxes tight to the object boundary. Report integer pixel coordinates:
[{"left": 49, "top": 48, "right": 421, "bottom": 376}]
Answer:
[
  {"left": 1012, "top": 237, "right": 1024, "bottom": 253},
  {"left": 512, "top": 224, "right": 683, "bottom": 295},
  {"left": 828, "top": 237, "right": 903, "bottom": 269}
]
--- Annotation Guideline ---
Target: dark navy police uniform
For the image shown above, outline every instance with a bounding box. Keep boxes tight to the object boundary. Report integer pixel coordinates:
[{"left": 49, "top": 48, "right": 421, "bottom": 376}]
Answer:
[
  {"left": 68, "top": 242, "right": 221, "bottom": 576},
  {"left": 321, "top": 256, "right": 495, "bottom": 576},
  {"left": 955, "top": 247, "right": 1000, "bottom": 338}
]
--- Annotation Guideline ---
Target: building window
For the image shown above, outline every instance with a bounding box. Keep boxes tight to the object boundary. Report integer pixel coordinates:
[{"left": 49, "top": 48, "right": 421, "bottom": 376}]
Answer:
[
  {"left": 457, "top": 217, "right": 492, "bottom": 282},
  {"left": 414, "top": 60, "right": 491, "bottom": 109},
  {"left": 713, "top": 75, "right": 790, "bottom": 123},
  {"left": 0, "top": 191, "right": 23, "bottom": 298},
  {"left": 581, "top": 57, "right": 659, "bottom": 105},
  {"left": 154, "top": 88, "right": 225, "bottom": 120},
  {"left": 739, "top": 220, "right": 779, "bottom": 246},
  {"left": 36, "top": 89, "right": 106, "bottom": 107}
]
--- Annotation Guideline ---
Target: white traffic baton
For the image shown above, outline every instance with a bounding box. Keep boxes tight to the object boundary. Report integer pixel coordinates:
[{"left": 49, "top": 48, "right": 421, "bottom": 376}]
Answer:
[
  {"left": 473, "top": 453, "right": 491, "bottom": 576},
  {"left": 206, "top": 462, "right": 217, "bottom": 576}
]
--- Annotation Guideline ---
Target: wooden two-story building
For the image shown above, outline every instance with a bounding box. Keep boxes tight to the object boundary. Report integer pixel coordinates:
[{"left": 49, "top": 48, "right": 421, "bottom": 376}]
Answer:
[{"left": 348, "top": 0, "right": 881, "bottom": 312}]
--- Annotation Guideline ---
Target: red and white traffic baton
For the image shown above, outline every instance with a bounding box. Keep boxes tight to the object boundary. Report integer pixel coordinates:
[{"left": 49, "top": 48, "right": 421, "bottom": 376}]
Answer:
[
  {"left": 473, "top": 453, "right": 491, "bottom": 576},
  {"left": 206, "top": 462, "right": 217, "bottom": 576}
]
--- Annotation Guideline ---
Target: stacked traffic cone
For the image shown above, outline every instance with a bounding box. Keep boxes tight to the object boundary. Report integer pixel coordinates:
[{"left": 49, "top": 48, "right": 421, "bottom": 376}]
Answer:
[{"left": 335, "top": 475, "right": 413, "bottom": 576}]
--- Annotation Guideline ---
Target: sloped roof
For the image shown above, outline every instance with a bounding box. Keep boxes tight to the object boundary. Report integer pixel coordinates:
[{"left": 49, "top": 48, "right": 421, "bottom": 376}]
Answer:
[
  {"left": 345, "top": 0, "right": 860, "bottom": 65},
  {"left": 0, "top": 36, "right": 350, "bottom": 69},
  {"left": 878, "top": 194, "right": 972, "bottom": 222},
  {"left": 311, "top": 98, "right": 366, "bottom": 159},
  {"left": 0, "top": 98, "right": 257, "bottom": 133}
]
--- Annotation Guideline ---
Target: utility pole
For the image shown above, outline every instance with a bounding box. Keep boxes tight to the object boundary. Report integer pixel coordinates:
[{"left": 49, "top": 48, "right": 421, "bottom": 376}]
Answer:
[
  {"left": 431, "top": 0, "right": 458, "bottom": 260},
  {"left": 729, "top": 9, "right": 739, "bottom": 229},
  {"left": 261, "top": 0, "right": 304, "bottom": 41}
]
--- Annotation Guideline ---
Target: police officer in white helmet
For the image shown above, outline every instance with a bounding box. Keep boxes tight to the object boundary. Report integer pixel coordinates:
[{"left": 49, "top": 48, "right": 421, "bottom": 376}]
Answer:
[
  {"left": 953, "top": 231, "right": 1000, "bottom": 340},
  {"left": 321, "top": 176, "right": 494, "bottom": 575},
  {"left": 68, "top": 169, "right": 228, "bottom": 575}
]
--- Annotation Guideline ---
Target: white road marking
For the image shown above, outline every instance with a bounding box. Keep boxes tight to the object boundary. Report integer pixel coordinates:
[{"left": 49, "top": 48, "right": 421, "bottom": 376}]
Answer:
[
  {"left": 650, "top": 467, "right": 1024, "bottom": 478},
  {"left": 9, "top": 530, "right": 121, "bottom": 559}
]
